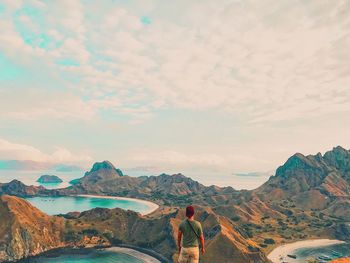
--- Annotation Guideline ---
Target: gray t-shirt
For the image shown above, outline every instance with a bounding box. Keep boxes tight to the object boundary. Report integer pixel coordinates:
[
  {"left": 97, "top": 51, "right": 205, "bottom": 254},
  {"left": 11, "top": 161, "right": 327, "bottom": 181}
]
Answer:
[{"left": 179, "top": 219, "right": 203, "bottom": 248}]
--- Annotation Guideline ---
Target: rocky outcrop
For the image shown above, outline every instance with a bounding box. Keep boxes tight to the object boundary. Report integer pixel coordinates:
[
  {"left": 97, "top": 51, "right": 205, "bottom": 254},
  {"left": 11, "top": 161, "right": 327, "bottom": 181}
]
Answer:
[
  {"left": 258, "top": 146, "right": 350, "bottom": 198},
  {"left": 0, "top": 180, "right": 62, "bottom": 197},
  {"left": 89, "top": 160, "right": 123, "bottom": 175}
]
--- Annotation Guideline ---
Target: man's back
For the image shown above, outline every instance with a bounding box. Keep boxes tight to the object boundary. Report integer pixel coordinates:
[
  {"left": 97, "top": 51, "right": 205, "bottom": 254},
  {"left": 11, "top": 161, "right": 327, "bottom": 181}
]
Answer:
[{"left": 179, "top": 219, "right": 203, "bottom": 248}]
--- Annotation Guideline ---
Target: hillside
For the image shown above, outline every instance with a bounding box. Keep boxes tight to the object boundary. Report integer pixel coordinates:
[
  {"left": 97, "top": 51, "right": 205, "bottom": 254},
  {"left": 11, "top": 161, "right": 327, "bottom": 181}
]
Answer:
[
  {"left": 257, "top": 146, "right": 350, "bottom": 198},
  {"left": 54, "top": 161, "right": 240, "bottom": 206},
  {"left": 256, "top": 146, "right": 350, "bottom": 219},
  {"left": 0, "top": 195, "right": 64, "bottom": 262},
  {"left": 1, "top": 146, "right": 350, "bottom": 262},
  {"left": 0, "top": 195, "right": 269, "bottom": 263}
]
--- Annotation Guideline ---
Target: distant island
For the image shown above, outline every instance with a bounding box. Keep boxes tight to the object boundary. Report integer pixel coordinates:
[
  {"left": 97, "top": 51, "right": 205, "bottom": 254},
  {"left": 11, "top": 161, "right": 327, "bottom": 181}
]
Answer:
[{"left": 36, "top": 175, "right": 63, "bottom": 184}]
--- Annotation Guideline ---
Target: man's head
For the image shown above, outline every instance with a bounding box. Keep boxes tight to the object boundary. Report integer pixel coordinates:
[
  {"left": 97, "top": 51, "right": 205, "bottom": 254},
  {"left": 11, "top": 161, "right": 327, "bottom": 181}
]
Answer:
[{"left": 186, "top": 205, "right": 195, "bottom": 218}]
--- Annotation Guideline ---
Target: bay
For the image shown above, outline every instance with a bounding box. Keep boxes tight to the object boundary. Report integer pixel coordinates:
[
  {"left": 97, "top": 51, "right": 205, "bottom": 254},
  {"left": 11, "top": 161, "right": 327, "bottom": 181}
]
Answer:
[{"left": 24, "top": 196, "right": 152, "bottom": 215}]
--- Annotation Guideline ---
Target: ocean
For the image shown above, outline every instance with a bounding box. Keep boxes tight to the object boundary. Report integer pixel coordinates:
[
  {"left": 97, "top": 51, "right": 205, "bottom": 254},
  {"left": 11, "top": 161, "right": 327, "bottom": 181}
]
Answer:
[
  {"left": 19, "top": 249, "right": 144, "bottom": 263},
  {"left": 295, "top": 243, "right": 350, "bottom": 262},
  {"left": 24, "top": 196, "right": 153, "bottom": 215}
]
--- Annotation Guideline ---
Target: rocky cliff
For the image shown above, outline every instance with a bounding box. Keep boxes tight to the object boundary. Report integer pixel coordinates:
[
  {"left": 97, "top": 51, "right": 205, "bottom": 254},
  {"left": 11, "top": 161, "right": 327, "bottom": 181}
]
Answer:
[
  {"left": 256, "top": 146, "right": 350, "bottom": 219},
  {"left": 0, "top": 195, "right": 64, "bottom": 262}
]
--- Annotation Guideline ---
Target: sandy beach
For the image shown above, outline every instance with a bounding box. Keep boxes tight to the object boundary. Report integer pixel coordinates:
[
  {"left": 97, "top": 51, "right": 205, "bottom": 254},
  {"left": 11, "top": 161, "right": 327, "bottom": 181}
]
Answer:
[
  {"left": 76, "top": 194, "right": 159, "bottom": 215},
  {"left": 268, "top": 239, "right": 346, "bottom": 263},
  {"left": 106, "top": 247, "right": 161, "bottom": 263}
]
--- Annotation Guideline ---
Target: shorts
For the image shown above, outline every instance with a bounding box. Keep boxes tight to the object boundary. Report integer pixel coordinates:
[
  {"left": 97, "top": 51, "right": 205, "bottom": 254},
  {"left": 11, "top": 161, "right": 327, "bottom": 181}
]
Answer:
[{"left": 178, "top": 247, "right": 199, "bottom": 263}]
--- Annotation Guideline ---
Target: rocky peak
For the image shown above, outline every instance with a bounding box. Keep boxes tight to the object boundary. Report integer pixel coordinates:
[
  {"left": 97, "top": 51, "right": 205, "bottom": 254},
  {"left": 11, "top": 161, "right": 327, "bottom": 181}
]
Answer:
[
  {"left": 91, "top": 161, "right": 115, "bottom": 171},
  {"left": 323, "top": 146, "right": 350, "bottom": 170},
  {"left": 1, "top": 179, "right": 27, "bottom": 194},
  {"left": 275, "top": 153, "right": 310, "bottom": 177},
  {"left": 87, "top": 161, "right": 123, "bottom": 176}
]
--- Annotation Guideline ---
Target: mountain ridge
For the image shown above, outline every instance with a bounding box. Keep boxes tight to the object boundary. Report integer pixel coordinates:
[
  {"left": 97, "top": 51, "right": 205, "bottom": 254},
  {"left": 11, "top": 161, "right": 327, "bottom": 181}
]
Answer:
[{"left": 1, "top": 146, "right": 350, "bottom": 262}]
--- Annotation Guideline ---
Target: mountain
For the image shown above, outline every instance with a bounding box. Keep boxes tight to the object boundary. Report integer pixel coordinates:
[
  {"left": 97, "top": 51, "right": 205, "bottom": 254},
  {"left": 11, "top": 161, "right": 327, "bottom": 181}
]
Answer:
[
  {"left": 0, "top": 195, "right": 64, "bottom": 262},
  {"left": 0, "top": 195, "right": 269, "bottom": 263},
  {"left": 2, "top": 147, "right": 350, "bottom": 262},
  {"left": 255, "top": 146, "right": 350, "bottom": 219},
  {"left": 61, "top": 161, "right": 238, "bottom": 206},
  {"left": 258, "top": 146, "right": 350, "bottom": 197},
  {"left": 67, "top": 160, "right": 124, "bottom": 187},
  {"left": 0, "top": 180, "right": 44, "bottom": 197}
]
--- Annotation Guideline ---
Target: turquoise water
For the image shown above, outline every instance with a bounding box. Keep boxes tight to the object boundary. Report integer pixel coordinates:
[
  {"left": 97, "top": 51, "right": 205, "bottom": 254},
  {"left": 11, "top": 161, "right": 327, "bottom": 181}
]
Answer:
[
  {"left": 295, "top": 243, "right": 350, "bottom": 262},
  {"left": 22, "top": 249, "right": 143, "bottom": 263},
  {"left": 24, "top": 196, "right": 151, "bottom": 215}
]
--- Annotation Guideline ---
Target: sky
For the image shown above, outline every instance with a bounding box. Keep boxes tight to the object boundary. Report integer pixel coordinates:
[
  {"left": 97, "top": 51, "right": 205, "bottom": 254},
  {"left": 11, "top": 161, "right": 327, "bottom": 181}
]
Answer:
[{"left": 0, "top": 0, "right": 350, "bottom": 185}]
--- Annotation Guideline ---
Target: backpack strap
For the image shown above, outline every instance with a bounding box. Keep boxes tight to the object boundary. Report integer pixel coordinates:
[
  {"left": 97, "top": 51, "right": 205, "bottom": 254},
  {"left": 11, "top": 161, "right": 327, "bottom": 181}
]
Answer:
[{"left": 186, "top": 219, "right": 200, "bottom": 239}]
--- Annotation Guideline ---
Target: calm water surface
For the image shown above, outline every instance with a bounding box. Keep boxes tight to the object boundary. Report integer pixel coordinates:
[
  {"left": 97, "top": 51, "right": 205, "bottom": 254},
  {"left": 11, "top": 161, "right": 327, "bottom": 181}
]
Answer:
[
  {"left": 24, "top": 196, "right": 151, "bottom": 215},
  {"left": 294, "top": 243, "right": 350, "bottom": 262},
  {"left": 21, "top": 250, "right": 143, "bottom": 263}
]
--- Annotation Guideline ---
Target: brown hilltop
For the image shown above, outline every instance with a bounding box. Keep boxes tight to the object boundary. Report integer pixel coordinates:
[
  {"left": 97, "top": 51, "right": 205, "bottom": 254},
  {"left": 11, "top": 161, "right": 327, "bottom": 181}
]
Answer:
[{"left": 0, "top": 195, "right": 64, "bottom": 262}]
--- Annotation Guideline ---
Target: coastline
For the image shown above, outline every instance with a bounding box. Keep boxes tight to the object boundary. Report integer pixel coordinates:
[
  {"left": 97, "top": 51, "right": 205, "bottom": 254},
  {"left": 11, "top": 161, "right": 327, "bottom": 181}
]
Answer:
[
  {"left": 106, "top": 247, "right": 162, "bottom": 263},
  {"left": 268, "top": 239, "right": 346, "bottom": 263},
  {"left": 17, "top": 246, "right": 165, "bottom": 263},
  {"left": 76, "top": 194, "right": 159, "bottom": 215}
]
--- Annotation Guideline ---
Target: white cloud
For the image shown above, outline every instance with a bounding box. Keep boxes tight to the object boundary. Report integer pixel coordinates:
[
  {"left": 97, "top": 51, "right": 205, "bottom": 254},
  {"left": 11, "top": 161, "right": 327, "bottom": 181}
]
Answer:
[
  {"left": 0, "top": 89, "right": 98, "bottom": 121},
  {"left": 0, "top": 0, "right": 350, "bottom": 180},
  {"left": 0, "top": 138, "right": 92, "bottom": 164},
  {"left": 1, "top": 0, "right": 349, "bottom": 124}
]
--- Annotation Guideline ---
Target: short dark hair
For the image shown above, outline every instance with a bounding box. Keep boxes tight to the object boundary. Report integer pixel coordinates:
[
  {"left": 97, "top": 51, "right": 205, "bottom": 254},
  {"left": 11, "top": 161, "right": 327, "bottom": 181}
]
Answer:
[{"left": 186, "top": 205, "right": 195, "bottom": 217}]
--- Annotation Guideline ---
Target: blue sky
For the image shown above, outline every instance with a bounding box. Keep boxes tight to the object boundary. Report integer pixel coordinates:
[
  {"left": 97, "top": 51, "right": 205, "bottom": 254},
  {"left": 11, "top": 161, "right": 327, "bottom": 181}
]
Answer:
[{"left": 0, "top": 0, "right": 350, "bottom": 185}]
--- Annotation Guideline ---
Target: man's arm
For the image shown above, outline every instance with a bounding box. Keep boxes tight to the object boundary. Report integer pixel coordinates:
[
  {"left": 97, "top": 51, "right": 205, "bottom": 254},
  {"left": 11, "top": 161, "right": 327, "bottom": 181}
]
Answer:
[
  {"left": 178, "top": 230, "right": 183, "bottom": 253},
  {"left": 200, "top": 234, "right": 205, "bottom": 254}
]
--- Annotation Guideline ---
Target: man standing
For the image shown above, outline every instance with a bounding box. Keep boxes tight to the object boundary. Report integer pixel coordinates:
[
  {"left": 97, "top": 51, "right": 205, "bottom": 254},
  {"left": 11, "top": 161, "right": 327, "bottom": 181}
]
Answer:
[{"left": 178, "top": 205, "right": 205, "bottom": 263}]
